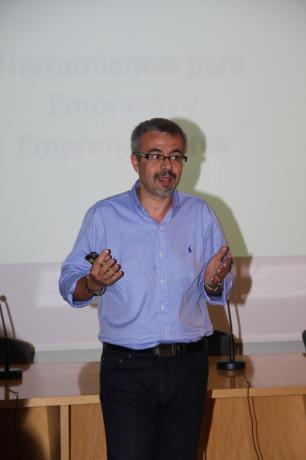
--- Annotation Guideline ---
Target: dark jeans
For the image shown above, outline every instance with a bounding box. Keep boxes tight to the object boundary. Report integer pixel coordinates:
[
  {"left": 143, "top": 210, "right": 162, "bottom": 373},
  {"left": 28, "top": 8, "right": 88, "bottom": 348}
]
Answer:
[{"left": 100, "top": 348, "right": 208, "bottom": 460}]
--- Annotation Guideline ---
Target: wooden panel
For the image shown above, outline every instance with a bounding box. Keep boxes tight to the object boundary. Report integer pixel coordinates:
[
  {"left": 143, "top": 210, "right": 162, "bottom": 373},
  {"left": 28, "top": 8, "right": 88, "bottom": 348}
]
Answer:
[
  {"left": 60, "top": 405, "right": 70, "bottom": 460},
  {"left": 200, "top": 398, "right": 258, "bottom": 460},
  {"left": 70, "top": 404, "right": 107, "bottom": 460},
  {"left": 198, "top": 395, "right": 306, "bottom": 460},
  {"left": 0, "top": 406, "right": 60, "bottom": 460},
  {"left": 252, "top": 395, "right": 306, "bottom": 460}
]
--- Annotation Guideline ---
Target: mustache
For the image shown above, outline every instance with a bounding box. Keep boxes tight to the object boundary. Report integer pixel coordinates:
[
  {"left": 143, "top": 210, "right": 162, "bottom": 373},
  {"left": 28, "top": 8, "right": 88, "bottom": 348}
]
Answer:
[{"left": 155, "top": 170, "right": 177, "bottom": 180}]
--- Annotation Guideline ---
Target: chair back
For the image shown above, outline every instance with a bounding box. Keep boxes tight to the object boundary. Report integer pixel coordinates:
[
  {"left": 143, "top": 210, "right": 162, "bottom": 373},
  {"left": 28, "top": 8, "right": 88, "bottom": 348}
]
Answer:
[{"left": 0, "top": 338, "right": 35, "bottom": 364}]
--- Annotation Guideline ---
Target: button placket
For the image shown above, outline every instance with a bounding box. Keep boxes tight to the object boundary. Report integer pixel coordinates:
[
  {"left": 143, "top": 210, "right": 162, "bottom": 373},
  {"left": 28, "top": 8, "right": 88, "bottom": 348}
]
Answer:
[{"left": 157, "top": 227, "right": 170, "bottom": 338}]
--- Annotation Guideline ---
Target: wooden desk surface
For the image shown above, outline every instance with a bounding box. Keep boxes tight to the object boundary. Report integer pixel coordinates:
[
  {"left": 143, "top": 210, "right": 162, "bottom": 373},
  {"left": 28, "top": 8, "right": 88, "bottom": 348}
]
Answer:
[
  {"left": 209, "top": 353, "right": 306, "bottom": 397},
  {"left": 1, "top": 353, "right": 306, "bottom": 408}
]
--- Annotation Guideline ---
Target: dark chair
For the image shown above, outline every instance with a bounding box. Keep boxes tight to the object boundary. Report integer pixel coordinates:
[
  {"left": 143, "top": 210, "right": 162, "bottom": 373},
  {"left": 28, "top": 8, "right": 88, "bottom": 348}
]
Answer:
[
  {"left": 0, "top": 338, "right": 35, "bottom": 364},
  {"left": 302, "top": 330, "right": 306, "bottom": 350}
]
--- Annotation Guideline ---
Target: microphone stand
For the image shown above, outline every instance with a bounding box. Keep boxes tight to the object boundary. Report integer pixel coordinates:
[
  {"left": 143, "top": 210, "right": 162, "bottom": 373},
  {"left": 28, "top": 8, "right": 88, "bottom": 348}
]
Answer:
[
  {"left": 0, "top": 301, "right": 22, "bottom": 380},
  {"left": 217, "top": 300, "right": 245, "bottom": 370}
]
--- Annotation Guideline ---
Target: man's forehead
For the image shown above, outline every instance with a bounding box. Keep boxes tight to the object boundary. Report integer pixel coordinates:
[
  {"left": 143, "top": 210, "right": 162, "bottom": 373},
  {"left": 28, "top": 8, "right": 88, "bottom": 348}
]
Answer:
[{"left": 139, "top": 131, "right": 185, "bottom": 150}]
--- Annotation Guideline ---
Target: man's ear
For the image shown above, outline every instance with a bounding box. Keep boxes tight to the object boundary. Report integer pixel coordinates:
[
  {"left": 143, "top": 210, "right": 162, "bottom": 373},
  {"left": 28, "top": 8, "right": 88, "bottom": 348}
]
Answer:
[{"left": 130, "top": 153, "right": 139, "bottom": 172}]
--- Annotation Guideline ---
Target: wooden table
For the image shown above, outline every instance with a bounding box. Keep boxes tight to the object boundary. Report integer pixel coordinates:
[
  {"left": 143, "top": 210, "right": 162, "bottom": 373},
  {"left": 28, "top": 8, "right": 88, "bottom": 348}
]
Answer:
[{"left": 1, "top": 354, "right": 306, "bottom": 460}]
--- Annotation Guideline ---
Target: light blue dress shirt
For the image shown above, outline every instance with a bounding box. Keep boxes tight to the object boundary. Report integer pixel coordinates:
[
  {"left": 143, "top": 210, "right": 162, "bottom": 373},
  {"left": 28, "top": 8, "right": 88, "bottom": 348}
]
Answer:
[{"left": 59, "top": 181, "right": 232, "bottom": 349}]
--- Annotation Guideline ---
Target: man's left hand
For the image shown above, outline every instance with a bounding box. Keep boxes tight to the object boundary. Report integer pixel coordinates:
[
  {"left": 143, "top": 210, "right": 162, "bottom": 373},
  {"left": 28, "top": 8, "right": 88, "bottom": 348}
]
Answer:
[{"left": 204, "top": 245, "right": 233, "bottom": 289}]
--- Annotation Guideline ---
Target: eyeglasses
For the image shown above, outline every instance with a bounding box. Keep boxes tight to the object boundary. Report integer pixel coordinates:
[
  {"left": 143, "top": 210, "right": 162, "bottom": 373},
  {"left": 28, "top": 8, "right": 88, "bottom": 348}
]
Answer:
[{"left": 136, "top": 152, "right": 187, "bottom": 163}]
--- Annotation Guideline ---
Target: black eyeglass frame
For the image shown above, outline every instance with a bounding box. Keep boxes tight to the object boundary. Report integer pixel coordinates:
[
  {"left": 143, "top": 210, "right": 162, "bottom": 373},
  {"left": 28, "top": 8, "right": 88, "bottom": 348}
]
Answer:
[{"left": 136, "top": 152, "right": 187, "bottom": 163}]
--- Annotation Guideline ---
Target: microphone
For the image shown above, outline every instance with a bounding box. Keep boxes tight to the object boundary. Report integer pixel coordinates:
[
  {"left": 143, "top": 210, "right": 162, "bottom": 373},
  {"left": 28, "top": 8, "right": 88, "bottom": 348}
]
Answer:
[
  {"left": 0, "top": 300, "right": 22, "bottom": 380},
  {"left": 217, "top": 300, "right": 245, "bottom": 371}
]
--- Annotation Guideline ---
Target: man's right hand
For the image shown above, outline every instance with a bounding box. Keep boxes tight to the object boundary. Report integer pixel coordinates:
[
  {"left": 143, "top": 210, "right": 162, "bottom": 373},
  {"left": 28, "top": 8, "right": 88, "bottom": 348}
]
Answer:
[
  {"left": 87, "top": 249, "right": 124, "bottom": 291},
  {"left": 73, "top": 249, "right": 123, "bottom": 301}
]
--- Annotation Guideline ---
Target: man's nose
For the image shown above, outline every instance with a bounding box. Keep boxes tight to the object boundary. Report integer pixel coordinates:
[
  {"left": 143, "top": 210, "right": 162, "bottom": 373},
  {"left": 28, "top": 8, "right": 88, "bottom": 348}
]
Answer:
[{"left": 161, "top": 157, "right": 173, "bottom": 168}]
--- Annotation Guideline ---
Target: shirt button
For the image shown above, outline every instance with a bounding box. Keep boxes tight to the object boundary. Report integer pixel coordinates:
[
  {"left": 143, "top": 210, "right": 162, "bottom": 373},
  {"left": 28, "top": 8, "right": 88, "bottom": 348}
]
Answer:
[
  {"left": 160, "top": 304, "right": 165, "bottom": 311},
  {"left": 160, "top": 279, "right": 165, "bottom": 284},
  {"left": 159, "top": 252, "right": 163, "bottom": 257}
]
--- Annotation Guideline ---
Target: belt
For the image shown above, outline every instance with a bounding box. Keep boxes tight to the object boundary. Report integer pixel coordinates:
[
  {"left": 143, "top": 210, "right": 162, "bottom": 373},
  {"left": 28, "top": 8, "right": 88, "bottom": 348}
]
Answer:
[{"left": 103, "top": 339, "right": 206, "bottom": 358}]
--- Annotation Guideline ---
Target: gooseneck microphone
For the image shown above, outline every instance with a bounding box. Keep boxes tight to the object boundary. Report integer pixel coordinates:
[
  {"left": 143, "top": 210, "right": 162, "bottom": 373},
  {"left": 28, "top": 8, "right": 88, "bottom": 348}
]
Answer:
[
  {"left": 217, "top": 300, "right": 245, "bottom": 371},
  {"left": 0, "top": 300, "right": 22, "bottom": 380}
]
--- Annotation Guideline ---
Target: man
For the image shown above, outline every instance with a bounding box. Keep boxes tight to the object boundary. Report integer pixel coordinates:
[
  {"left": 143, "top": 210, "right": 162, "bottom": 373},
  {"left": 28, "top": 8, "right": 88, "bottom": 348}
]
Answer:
[{"left": 59, "top": 118, "right": 232, "bottom": 460}]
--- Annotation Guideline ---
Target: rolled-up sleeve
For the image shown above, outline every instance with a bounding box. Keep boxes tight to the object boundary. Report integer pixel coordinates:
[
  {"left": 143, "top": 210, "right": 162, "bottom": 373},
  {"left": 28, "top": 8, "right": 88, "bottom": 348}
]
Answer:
[{"left": 59, "top": 206, "right": 105, "bottom": 307}]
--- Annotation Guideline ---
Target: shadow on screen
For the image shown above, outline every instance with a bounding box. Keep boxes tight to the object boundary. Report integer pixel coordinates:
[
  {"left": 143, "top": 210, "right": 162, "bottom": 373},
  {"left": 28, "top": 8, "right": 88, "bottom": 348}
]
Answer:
[{"left": 173, "top": 117, "right": 252, "bottom": 348}]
